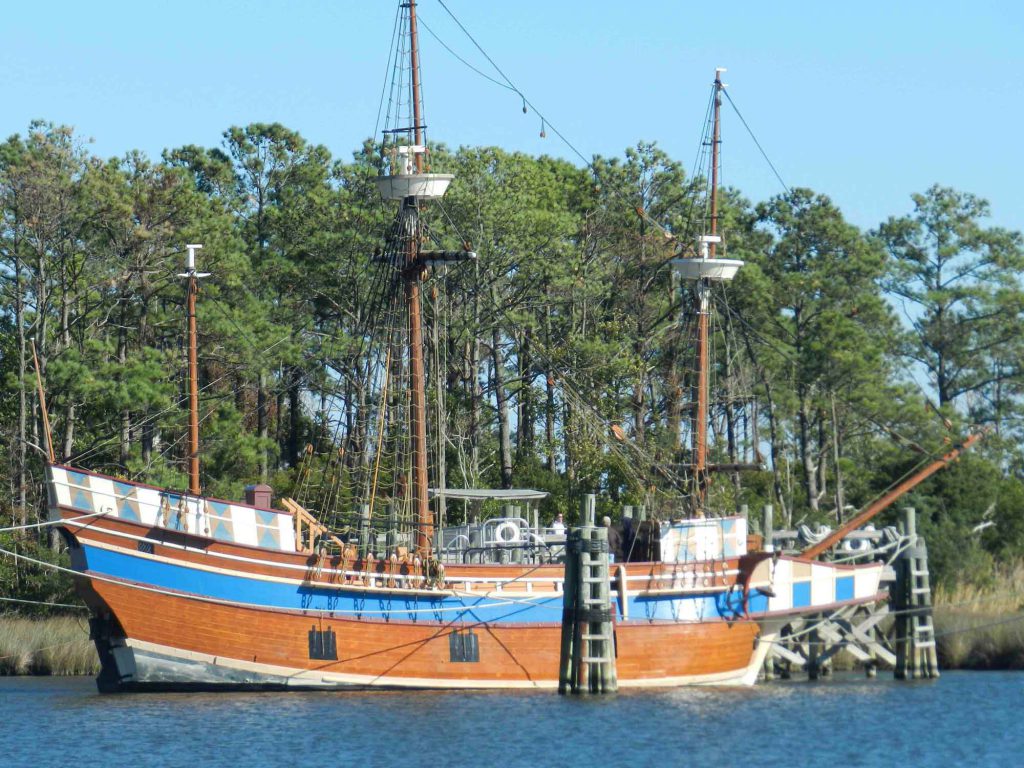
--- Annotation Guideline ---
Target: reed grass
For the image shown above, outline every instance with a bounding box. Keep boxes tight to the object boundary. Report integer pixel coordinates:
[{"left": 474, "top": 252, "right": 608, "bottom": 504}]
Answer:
[
  {"left": 933, "top": 561, "right": 1024, "bottom": 670},
  {"left": 0, "top": 615, "right": 98, "bottom": 676}
]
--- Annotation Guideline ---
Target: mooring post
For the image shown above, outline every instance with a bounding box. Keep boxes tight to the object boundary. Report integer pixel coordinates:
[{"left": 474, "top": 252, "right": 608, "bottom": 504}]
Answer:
[
  {"left": 558, "top": 527, "right": 582, "bottom": 694},
  {"left": 760, "top": 500, "right": 775, "bottom": 681},
  {"left": 806, "top": 618, "right": 821, "bottom": 680},
  {"left": 903, "top": 505, "right": 917, "bottom": 544},
  {"left": 894, "top": 506, "right": 938, "bottom": 679},
  {"left": 900, "top": 507, "right": 938, "bottom": 679},
  {"left": 558, "top": 496, "right": 617, "bottom": 695},
  {"left": 895, "top": 507, "right": 912, "bottom": 678}
]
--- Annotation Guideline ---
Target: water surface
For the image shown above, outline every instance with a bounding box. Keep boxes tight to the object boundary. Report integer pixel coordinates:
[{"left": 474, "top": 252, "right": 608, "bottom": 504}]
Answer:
[{"left": 3, "top": 673, "right": 1019, "bottom": 767}]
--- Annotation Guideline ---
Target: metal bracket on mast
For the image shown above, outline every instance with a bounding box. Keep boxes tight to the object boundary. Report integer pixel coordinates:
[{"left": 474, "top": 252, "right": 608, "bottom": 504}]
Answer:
[{"left": 177, "top": 244, "right": 211, "bottom": 280}]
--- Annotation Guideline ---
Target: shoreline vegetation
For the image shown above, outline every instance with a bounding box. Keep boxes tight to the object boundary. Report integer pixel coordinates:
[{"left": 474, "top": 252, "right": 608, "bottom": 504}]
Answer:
[
  {"left": 3, "top": 565, "right": 1021, "bottom": 677},
  {"left": 0, "top": 615, "right": 97, "bottom": 676},
  {"left": 934, "top": 562, "right": 1024, "bottom": 670}
]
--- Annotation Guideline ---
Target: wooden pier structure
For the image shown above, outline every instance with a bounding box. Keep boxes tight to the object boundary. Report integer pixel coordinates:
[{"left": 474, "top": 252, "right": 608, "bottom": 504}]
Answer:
[{"left": 760, "top": 506, "right": 939, "bottom": 681}]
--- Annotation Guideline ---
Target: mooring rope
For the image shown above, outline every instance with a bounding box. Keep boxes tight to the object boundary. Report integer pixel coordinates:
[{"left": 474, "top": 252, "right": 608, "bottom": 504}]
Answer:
[
  {"left": 0, "top": 510, "right": 107, "bottom": 533},
  {"left": 0, "top": 595, "right": 88, "bottom": 610}
]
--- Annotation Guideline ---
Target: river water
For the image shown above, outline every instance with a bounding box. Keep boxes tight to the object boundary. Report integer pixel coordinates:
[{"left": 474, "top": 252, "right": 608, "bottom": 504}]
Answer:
[{"left": 3, "top": 672, "right": 1019, "bottom": 767}]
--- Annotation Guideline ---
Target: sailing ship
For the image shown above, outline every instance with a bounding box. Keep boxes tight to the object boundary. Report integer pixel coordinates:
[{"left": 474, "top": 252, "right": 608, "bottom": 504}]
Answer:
[{"left": 47, "top": 2, "right": 966, "bottom": 692}]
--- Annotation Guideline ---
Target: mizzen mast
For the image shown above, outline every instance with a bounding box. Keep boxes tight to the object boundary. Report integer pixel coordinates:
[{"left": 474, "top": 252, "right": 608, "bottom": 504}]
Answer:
[{"left": 672, "top": 68, "right": 743, "bottom": 516}]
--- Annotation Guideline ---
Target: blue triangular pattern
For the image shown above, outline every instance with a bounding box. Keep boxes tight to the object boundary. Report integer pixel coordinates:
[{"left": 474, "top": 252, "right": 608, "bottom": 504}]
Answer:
[
  {"left": 119, "top": 500, "right": 140, "bottom": 522},
  {"left": 211, "top": 518, "right": 231, "bottom": 540},
  {"left": 258, "top": 526, "right": 279, "bottom": 549},
  {"left": 208, "top": 500, "right": 229, "bottom": 515},
  {"left": 255, "top": 509, "right": 277, "bottom": 526},
  {"left": 72, "top": 490, "right": 92, "bottom": 511},
  {"left": 68, "top": 470, "right": 89, "bottom": 486},
  {"left": 114, "top": 481, "right": 135, "bottom": 499}
]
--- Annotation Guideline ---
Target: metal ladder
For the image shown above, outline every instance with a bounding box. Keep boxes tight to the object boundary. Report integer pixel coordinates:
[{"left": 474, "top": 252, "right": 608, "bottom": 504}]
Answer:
[{"left": 558, "top": 495, "right": 618, "bottom": 694}]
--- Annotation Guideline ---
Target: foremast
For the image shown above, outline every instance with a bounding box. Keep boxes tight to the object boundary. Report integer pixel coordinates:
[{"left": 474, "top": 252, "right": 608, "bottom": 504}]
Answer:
[{"left": 179, "top": 244, "right": 209, "bottom": 496}]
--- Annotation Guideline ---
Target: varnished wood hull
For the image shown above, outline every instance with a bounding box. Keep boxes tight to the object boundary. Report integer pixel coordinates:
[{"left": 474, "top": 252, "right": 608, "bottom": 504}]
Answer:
[{"left": 79, "top": 576, "right": 765, "bottom": 690}]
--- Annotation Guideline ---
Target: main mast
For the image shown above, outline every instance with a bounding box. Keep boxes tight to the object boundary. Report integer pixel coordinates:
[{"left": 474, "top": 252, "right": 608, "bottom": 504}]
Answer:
[
  {"left": 404, "top": 0, "right": 431, "bottom": 556},
  {"left": 672, "top": 68, "right": 742, "bottom": 516},
  {"left": 375, "top": 0, "right": 469, "bottom": 555}
]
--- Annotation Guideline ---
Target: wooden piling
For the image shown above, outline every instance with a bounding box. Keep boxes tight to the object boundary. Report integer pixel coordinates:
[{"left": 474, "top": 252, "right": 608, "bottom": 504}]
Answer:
[
  {"left": 557, "top": 527, "right": 581, "bottom": 695},
  {"left": 894, "top": 507, "right": 939, "bottom": 679},
  {"left": 558, "top": 495, "right": 617, "bottom": 695}
]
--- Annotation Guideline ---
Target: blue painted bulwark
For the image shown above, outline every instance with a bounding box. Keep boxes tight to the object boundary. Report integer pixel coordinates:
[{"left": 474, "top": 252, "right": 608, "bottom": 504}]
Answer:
[
  {"left": 79, "top": 543, "right": 738, "bottom": 626},
  {"left": 835, "top": 575, "right": 855, "bottom": 602},
  {"left": 792, "top": 581, "right": 811, "bottom": 608}
]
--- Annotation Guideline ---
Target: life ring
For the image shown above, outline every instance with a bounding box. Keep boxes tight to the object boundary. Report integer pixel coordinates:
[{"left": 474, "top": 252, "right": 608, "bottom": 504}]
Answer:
[
  {"left": 494, "top": 521, "right": 520, "bottom": 544},
  {"left": 844, "top": 537, "right": 869, "bottom": 552}
]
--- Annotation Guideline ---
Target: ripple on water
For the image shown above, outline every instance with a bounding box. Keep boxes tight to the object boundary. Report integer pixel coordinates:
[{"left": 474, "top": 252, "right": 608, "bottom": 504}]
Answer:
[{"left": 2, "top": 673, "right": 1020, "bottom": 768}]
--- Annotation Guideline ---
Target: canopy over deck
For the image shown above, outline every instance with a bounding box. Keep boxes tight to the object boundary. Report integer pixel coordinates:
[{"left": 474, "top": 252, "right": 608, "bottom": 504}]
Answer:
[{"left": 429, "top": 488, "right": 549, "bottom": 501}]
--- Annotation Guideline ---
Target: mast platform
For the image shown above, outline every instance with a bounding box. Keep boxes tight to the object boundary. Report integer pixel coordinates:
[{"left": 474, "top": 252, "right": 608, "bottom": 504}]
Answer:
[
  {"left": 374, "top": 173, "right": 453, "bottom": 200},
  {"left": 671, "top": 257, "right": 744, "bottom": 281}
]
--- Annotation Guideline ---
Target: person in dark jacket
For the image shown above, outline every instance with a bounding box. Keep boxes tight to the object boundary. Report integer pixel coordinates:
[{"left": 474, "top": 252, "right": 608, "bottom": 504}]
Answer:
[{"left": 603, "top": 515, "right": 623, "bottom": 561}]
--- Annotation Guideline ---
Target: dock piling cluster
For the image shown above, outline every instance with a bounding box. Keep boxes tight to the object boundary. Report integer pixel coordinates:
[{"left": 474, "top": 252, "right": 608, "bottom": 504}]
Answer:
[
  {"left": 893, "top": 507, "right": 940, "bottom": 679},
  {"left": 558, "top": 494, "right": 618, "bottom": 695}
]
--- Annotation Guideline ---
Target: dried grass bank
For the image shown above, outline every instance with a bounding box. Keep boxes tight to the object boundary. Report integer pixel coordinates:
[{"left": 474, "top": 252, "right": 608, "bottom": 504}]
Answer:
[
  {"left": 934, "top": 562, "right": 1024, "bottom": 670},
  {"left": 0, "top": 615, "right": 98, "bottom": 676}
]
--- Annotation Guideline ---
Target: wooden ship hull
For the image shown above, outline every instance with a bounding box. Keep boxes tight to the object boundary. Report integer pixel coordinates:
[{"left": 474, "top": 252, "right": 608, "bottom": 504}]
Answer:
[{"left": 49, "top": 465, "right": 884, "bottom": 691}]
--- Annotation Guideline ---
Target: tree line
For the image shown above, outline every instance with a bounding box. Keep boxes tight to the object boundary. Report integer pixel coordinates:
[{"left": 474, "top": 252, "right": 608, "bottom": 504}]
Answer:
[{"left": 2, "top": 119, "right": 1023, "bottom": 598}]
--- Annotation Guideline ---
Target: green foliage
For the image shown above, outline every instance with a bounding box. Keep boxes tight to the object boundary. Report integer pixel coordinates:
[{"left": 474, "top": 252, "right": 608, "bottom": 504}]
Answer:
[{"left": 2, "top": 117, "right": 1023, "bottom": 612}]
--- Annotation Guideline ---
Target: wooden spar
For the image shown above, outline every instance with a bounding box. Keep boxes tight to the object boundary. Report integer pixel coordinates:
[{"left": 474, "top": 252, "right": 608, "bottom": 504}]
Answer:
[
  {"left": 409, "top": 0, "right": 424, "bottom": 169},
  {"left": 405, "top": 0, "right": 432, "bottom": 554},
  {"left": 367, "top": 347, "right": 393, "bottom": 521},
  {"left": 182, "top": 244, "right": 205, "bottom": 497},
  {"left": 801, "top": 432, "right": 983, "bottom": 559},
  {"left": 406, "top": 256, "right": 431, "bottom": 554},
  {"left": 692, "top": 69, "right": 724, "bottom": 512},
  {"left": 31, "top": 339, "right": 56, "bottom": 463},
  {"left": 186, "top": 270, "right": 200, "bottom": 495},
  {"left": 710, "top": 68, "right": 722, "bottom": 256}
]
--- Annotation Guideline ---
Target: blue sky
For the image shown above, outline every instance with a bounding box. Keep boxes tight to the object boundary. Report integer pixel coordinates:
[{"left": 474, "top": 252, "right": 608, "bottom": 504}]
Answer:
[{"left": 3, "top": 1, "right": 1021, "bottom": 232}]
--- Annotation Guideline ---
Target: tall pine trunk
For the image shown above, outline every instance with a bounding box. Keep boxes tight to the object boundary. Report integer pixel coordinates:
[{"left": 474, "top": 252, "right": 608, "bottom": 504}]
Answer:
[{"left": 490, "top": 321, "right": 513, "bottom": 488}]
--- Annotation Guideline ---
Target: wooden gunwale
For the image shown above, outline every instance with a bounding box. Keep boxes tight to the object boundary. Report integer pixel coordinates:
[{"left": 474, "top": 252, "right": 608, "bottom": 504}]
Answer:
[{"left": 58, "top": 506, "right": 747, "bottom": 594}]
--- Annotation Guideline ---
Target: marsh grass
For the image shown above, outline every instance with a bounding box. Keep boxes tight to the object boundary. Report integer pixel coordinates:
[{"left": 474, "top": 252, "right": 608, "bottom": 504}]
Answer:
[
  {"left": 934, "top": 562, "right": 1024, "bottom": 670},
  {"left": 0, "top": 615, "right": 97, "bottom": 676}
]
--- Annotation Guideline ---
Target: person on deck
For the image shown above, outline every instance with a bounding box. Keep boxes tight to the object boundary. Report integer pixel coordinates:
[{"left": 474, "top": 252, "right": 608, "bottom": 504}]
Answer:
[
  {"left": 604, "top": 515, "right": 623, "bottom": 561},
  {"left": 550, "top": 513, "right": 566, "bottom": 535},
  {"left": 621, "top": 515, "right": 634, "bottom": 561}
]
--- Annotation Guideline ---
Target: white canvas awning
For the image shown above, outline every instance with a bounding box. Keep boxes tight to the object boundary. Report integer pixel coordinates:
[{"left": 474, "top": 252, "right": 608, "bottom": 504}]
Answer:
[{"left": 429, "top": 488, "right": 549, "bottom": 501}]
